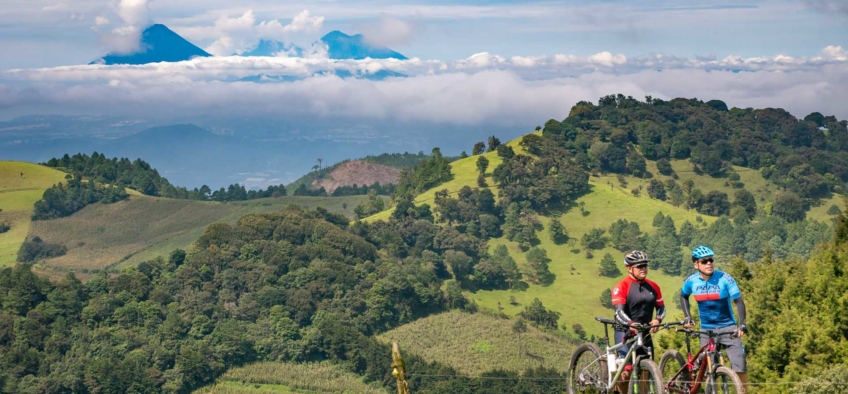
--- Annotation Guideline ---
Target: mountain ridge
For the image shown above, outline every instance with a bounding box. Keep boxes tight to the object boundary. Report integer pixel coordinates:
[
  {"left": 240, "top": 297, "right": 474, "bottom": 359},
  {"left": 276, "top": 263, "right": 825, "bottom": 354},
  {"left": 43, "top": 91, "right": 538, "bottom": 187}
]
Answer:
[{"left": 91, "top": 25, "right": 407, "bottom": 65}]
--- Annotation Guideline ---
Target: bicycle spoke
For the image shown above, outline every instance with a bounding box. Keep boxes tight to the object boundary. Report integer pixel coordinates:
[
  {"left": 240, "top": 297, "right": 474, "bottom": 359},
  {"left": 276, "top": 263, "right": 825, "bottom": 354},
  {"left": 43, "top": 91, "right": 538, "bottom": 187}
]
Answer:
[{"left": 568, "top": 343, "right": 606, "bottom": 394}]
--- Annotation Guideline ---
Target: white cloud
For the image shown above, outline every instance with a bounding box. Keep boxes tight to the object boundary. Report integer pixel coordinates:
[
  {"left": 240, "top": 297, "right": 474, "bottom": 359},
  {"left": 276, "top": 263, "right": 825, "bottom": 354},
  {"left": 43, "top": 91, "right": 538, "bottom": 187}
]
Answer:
[
  {"left": 95, "top": 0, "right": 153, "bottom": 54},
  {"left": 178, "top": 9, "right": 323, "bottom": 56},
  {"left": 281, "top": 9, "right": 323, "bottom": 33},
  {"left": 2, "top": 46, "right": 847, "bottom": 127},
  {"left": 587, "top": 51, "right": 627, "bottom": 67},
  {"left": 42, "top": 3, "right": 66, "bottom": 12},
  {"left": 117, "top": 0, "right": 151, "bottom": 27},
  {"left": 820, "top": 45, "right": 848, "bottom": 61},
  {"left": 361, "top": 14, "right": 415, "bottom": 47},
  {"left": 454, "top": 52, "right": 506, "bottom": 69}
]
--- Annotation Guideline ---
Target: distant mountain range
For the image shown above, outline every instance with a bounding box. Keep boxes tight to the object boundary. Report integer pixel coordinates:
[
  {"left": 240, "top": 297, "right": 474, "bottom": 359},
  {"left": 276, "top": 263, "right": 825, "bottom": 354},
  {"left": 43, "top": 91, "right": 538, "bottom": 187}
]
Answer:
[
  {"left": 91, "top": 24, "right": 407, "bottom": 65},
  {"left": 238, "top": 69, "right": 407, "bottom": 83}
]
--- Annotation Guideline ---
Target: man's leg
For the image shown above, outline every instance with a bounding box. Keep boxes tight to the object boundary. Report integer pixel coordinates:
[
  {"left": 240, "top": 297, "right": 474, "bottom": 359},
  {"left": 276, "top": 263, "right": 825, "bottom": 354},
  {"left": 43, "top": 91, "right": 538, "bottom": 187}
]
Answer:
[
  {"left": 614, "top": 330, "right": 631, "bottom": 394},
  {"left": 720, "top": 326, "right": 748, "bottom": 393}
]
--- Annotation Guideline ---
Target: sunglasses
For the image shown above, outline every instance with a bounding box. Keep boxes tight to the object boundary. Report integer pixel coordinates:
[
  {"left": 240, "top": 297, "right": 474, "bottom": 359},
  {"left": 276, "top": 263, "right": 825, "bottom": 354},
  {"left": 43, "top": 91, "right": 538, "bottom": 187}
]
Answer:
[
  {"left": 631, "top": 263, "right": 648, "bottom": 269},
  {"left": 698, "top": 258, "right": 714, "bottom": 265}
]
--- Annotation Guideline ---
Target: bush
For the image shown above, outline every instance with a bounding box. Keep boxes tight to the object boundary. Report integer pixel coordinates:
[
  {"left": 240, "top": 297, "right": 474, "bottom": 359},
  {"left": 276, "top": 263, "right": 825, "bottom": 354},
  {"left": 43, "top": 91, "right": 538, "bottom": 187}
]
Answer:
[
  {"left": 600, "top": 289, "right": 613, "bottom": 309},
  {"left": 17, "top": 236, "right": 67, "bottom": 262},
  {"left": 656, "top": 158, "right": 673, "bottom": 176},
  {"left": 0, "top": 222, "right": 9, "bottom": 234}
]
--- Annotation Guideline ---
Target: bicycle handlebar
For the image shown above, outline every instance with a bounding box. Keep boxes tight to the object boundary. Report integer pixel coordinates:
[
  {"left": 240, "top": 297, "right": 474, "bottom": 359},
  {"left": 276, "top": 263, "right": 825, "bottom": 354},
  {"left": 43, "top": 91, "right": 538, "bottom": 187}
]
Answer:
[
  {"left": 595, "top": 317, "right": 685, "bottom": 332},
  {"left": 674, "top": 327, "right": 740, "bottom": 339}
]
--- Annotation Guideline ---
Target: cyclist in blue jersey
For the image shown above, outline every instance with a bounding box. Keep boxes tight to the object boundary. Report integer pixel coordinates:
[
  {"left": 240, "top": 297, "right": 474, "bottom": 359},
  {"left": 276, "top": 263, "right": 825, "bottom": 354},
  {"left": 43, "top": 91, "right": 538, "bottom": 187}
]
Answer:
[{"left": 681, "top": 245, "right": 748, "bottom": 392}]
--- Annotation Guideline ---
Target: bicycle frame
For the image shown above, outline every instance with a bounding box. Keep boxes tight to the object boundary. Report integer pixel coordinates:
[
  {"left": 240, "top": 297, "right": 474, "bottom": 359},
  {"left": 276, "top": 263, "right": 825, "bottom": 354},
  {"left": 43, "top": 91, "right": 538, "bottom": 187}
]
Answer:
[
  {"left": 596, "top": 318, "right": 654, "bottom": 391},
  {"left": 665, "top": 330, "right": 732, "bottom": 394},
  {"left": 603, "top": 331, "right": 648, "bottom": 388}
]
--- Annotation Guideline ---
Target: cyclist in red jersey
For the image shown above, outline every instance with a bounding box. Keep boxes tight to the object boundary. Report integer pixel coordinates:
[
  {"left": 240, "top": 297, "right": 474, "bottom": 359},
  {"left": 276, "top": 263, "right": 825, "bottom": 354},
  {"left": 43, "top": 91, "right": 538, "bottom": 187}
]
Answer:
[{"left": 610, "top": 250, "right": 666, "bottom": 393}]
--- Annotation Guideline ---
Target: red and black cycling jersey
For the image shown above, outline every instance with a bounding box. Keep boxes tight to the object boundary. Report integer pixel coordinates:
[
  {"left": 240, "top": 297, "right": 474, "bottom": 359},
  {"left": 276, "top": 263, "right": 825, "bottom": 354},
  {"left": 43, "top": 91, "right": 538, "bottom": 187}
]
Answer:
[{"left": 611, "top": 276, "right": 666, "bottom": 327}]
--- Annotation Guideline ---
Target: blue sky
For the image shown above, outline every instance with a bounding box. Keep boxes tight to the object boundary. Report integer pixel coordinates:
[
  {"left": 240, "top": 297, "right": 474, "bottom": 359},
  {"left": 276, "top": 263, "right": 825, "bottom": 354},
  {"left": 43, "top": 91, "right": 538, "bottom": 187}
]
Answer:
[{"left": 0, "top": 0, "right": 846, "bottom": 68}]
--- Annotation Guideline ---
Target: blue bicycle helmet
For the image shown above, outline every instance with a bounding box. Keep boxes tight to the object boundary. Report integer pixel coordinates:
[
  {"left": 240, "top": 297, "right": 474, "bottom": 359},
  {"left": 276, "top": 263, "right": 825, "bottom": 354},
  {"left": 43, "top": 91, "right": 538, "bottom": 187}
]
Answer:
[{"left": 691, "top": 245, "right": 714, "bottom": 261}]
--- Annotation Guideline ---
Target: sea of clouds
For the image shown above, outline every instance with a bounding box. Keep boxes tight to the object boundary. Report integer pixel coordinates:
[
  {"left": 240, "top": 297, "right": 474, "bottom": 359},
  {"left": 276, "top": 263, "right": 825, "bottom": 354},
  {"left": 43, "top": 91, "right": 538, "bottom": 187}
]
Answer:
[{"left": 1, "top": 44, "right": 846, "bottom": 127}]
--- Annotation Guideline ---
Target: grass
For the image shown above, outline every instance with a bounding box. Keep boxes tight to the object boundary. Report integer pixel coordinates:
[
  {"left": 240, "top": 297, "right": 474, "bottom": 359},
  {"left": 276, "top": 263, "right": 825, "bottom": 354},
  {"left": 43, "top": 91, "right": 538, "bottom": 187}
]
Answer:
[
  {"left": 469, "top": 178, "right": 710, "bottom": 338},
  {"left": 376, "top": 310, "right": 576, "bottom": 376},
  {"left": 0, "top": 161, "right": 68, "bottom": 267},
  {"left": 193, "top": 362, "right": 387, "bottom": 394},
  {"left": 29, "top": 194, "right": 382, "bottom": 275}
]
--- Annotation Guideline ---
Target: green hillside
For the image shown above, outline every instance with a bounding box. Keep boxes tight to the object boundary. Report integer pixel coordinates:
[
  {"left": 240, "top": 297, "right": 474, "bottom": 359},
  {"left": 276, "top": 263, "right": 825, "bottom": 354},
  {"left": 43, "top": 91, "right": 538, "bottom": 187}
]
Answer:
[
  {"left": 365, "top": 127, "right": 845, "bottom": 335},
  {"left": 0, "top": 161, "right": 68, "bottom": 267},
  {"left": 377, "top": 310, "right": 575, "bottom": 376},
  {"left": 194, "top": 362, "right": 387, "bottom": 394},
  {"left": 361, "top": 135, "right": 709, "bottom": 336},
  {"left": 28, "top": 194, "right": 382, "bottom": 277}
]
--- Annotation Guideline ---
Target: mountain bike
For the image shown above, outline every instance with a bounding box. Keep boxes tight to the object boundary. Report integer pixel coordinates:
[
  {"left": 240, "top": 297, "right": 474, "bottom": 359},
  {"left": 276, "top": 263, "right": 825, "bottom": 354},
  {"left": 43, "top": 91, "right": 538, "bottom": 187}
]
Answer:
[
  {"left": 659, "top": 327, "right": 745, "bottom": 394},
  {"left": 567, "top": 316, "right": 679, "bottom": 394}
]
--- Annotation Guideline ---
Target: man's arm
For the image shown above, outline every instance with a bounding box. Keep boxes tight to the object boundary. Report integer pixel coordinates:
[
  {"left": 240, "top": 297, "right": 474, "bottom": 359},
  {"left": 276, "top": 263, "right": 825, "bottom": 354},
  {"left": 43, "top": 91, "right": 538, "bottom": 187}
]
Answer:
[
  {"left": 734, "top": 296, "right": 747, "bottom": 333},
  {"left": 654, "top": 282, "right": 666, "bottom": 322},
  {"left": 680, "top": 292, "right": 694, "bottom": 325},
  {"left": 614, "top": 304, "right": 633, "bottom": 327},
  {"left": 725, "top": 273, "right": 746, "bottom": 334}
]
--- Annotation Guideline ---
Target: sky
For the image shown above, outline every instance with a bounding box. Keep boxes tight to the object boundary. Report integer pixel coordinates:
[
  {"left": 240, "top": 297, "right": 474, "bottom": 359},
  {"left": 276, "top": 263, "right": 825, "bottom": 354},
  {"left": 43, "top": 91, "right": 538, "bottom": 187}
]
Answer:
[{"left": 0, "top": 0, "right": 847, "bottom": 126}]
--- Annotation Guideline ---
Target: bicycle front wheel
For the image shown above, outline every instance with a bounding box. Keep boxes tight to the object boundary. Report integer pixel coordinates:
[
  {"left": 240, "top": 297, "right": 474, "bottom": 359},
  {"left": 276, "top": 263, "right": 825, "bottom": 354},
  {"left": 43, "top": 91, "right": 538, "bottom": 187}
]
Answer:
[
  {"left": 567, "top": 342, "right": 607, "bottom": 394},
  {"left": 629, "top": 359, "right": 664, "bottom": 394},
  {"left": 659, "top": 349, "right": 689, "bottom": 392},
  {"left": 707, "top": 366, "right": 744, "bottom": 394}
]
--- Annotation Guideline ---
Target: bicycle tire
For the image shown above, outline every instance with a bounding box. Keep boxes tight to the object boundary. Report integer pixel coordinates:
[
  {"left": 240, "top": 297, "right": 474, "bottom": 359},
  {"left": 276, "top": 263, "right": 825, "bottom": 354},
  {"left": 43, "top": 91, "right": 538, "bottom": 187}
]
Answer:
[
  {"left": 707, "top": 366, "right": 744, "bottom": 394},
  {"left": 659, "top": 349, "right": 689, "bottom": 392},
  {"left": 659, "top": 349, "right": 686, "bottom": 378},
  {"left": 567, "top": 342, "right": 607, "bottom": 394},
  {"left": 628, "top": 359, "right": 664, "bottom": 394}
]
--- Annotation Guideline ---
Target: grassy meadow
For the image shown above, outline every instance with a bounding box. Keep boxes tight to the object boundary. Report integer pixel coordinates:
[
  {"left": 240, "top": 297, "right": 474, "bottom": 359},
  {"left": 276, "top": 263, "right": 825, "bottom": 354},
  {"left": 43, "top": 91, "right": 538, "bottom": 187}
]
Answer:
[
  {"left": 377, "top": 310, "right": 576, "bottom": 376},
  {"left": 193, "top": 362, "right": 387, "bottom": 394},
  {"left": 469, "top": 177, "right": 710, "bottom": 338},
  {"left": 0, "top": 161, "right": 67, "bottom": 267},
  {"left": 29, "top": 194, "right": 382, "bottom": 276}
]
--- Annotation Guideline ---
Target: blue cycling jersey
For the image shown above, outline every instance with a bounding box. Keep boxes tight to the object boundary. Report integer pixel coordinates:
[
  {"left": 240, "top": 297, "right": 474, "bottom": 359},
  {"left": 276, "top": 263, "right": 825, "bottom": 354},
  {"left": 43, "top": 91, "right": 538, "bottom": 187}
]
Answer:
[{"left": 681, "top": 270, "right": 742, "bottom": 329}]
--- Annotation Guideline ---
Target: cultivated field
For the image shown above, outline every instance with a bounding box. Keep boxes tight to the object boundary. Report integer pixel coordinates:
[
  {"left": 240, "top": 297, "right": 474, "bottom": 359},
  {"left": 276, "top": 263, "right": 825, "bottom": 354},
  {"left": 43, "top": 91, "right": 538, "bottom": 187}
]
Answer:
[
  {"left": 377, "top": 310, "right": 576, "bottom": 376},
  {"left": 193, "top": 362, "right": 387, "bottom": 394},
  {"left": 28, "top": 194, "right": 381, "bottom": 275},
  {"left": 0, "top": 161, "right": 67, "bottom": 267}
]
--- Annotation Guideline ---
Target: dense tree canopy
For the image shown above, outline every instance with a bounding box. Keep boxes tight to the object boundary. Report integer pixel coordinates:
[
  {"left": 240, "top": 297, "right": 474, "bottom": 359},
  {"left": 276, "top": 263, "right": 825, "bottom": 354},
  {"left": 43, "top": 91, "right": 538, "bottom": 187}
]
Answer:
[{"left": 542, "top": 94, "right": 848, "bottom": 199}]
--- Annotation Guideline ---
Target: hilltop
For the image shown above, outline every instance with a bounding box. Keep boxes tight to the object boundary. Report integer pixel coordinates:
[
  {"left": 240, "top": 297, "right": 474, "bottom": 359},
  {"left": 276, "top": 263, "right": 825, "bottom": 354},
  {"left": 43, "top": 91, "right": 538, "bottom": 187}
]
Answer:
[
  {"left": 286, "top": 151, "right": 448, "bottom": 195},
  {"left": 310, "top": 160, "right": 401, "bottom": 194},
  {"left": 0, "top": 162, "right": 68, "bottom": 266}
]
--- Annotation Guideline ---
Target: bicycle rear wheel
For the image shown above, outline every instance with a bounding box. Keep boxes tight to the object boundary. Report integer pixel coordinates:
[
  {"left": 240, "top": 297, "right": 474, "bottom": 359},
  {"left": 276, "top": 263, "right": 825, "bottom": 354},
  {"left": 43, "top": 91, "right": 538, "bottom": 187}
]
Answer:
[
  {"left": 629, "top": 359, "right": 664, "bottom": 394},
  {"left": 567, "top": 342, "right": 607, "bottom": 394},
  {"left": 707, "top": 366, "right": 744, "bottom": 394}
]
